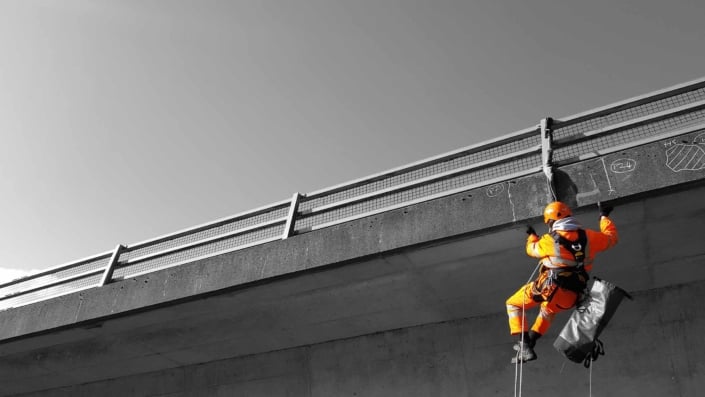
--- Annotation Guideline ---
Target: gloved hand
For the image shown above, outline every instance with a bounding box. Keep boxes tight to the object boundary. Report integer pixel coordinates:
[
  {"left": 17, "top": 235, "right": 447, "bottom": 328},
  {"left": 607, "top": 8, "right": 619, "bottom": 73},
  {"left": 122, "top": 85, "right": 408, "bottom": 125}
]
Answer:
[
  {"left": 526, "top": 225, "right": 537, "bottom": 236},
  {"left": 598, "top": 202, "right": 614, "bottom": 217}
]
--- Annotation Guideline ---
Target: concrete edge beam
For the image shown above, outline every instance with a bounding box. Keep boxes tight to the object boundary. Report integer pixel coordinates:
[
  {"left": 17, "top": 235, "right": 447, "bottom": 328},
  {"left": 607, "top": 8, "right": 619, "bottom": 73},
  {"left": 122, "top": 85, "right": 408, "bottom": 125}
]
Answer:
[{"left": 0, "top": 129, "right": 704, "bottom": 341}]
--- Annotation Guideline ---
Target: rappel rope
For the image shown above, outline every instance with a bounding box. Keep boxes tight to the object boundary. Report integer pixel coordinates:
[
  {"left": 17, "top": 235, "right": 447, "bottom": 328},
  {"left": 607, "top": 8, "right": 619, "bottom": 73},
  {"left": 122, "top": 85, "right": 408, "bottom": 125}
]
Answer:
[
  {"left": 516, "top": 119, "right": 555, "bottom": 397},
  {"left": 589, "top": 361, "right": 593, "bottom": 397},
  {"left": 585, "top": 338, "right": 604, "bottom": 397},
  {"left": 583, "top": 339, "right": 605, "bottom": 368},
  {"left": 513, "top": 262, "right": 541, "bottom": 397},
  {"left": 575, "top": 293, "right": 606, "bottom": 396},
  {"left": 524, "top": 121, "right": 609, "bottom": 397},
  {"left": 555, "top": 290, "right": 606, "bottom": 397}
]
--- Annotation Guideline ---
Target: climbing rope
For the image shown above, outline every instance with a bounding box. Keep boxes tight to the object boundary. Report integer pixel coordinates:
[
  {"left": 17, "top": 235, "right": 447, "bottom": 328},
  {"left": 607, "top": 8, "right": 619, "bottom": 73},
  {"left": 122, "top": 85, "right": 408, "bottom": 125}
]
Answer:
[
  {"left": 513, "top": 299, "right": 526, "bottom": 397},
  {"left": 513, "top": 262, "right": 541, "bottom": 397},
  {"left": 585, "top": 338, "right": 605, "bottom": 396},
  {"left": 583, "top": 339, "right": 605, "bottom": 368},
  {"left": 589, "top": 360, "right": 593, "bottom": 397}
]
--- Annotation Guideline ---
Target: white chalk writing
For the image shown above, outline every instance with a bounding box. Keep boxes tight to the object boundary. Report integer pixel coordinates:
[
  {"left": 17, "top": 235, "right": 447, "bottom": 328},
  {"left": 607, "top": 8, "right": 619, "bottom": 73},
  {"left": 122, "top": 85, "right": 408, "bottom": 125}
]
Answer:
[
  {"left": 486, "top": 184, "right": 504, "bottom": 197},
  {"left": 610, "top": 158, "right": 637, "bottom": 174}
]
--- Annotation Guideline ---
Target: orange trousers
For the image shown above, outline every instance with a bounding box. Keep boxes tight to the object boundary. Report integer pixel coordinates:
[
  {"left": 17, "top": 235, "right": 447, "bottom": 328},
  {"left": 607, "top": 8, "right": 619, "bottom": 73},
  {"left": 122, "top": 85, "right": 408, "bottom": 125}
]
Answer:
[{"left": 505, "top": 281, "right": 579, "bottom": 335}]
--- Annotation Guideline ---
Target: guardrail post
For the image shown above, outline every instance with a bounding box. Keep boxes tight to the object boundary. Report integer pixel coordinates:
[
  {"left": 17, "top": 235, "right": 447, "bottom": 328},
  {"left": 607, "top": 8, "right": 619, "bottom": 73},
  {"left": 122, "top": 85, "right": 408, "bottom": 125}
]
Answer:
[
  {"left": 540, "top": 117, "right": 556, "bottom": 200},
  {"left": 100, "top": 244, "right": 125, "bottom": 286},
  {"left": 282, "top": 192, "right": 302, "bottom": 239}
]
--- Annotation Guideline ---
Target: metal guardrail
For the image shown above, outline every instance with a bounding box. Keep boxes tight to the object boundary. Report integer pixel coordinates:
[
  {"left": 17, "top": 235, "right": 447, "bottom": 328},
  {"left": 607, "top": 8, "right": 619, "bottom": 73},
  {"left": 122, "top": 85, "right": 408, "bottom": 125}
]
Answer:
[{"left": 2, "top": 76, "right": 705, "bottom": 311}]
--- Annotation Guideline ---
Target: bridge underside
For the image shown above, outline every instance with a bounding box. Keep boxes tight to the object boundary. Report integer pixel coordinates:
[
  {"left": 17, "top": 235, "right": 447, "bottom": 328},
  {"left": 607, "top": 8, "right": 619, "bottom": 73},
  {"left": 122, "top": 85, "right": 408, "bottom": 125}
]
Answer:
[{"left": 0, "top": 225, "right": 530, "bottom": 394}]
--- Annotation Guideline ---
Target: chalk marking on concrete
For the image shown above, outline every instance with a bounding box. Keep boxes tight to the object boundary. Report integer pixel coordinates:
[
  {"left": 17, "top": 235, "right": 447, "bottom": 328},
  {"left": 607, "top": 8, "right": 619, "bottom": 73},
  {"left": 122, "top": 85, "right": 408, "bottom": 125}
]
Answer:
[
  {"left": 74, "top": 295, "right": 84, "bottom": 322},
  {"left": 576, "top": 173, "right": 601, "bottom": 205},
  {"left": 507, "top": 182, "right": 517, "bottom": 222},
  {"left": 666, "top": 143, "right": 705, "bottom": 172},
  {"left": 486, "top": 183, "right": 505, "bottom": 197},
  {"left": 610, "top": 158, "right": 637, "bottom": 174},
  {"left": 663, "top": 133, "right": 705, "bottom": 172},
  {"left": 600, "top": 158, "right": 617, "bottom": 195},
  {"left": 163, "top": 278, "right": 169, "bottom": 297},
  {"left": 695, "top": 132, "right": 705, "bottom": 144},
  {"left": 260, "top": 260, "right": 267, "bottom": 279}
]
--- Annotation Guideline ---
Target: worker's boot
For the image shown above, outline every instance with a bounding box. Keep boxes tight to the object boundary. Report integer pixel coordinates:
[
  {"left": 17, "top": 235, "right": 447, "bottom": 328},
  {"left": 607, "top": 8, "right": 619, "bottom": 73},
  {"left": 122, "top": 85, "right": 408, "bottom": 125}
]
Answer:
[
  {"left": 511, "top": 332, "right": 538, "bottom": 363},
  {"left": 511, "top": 340, "right": 537, "bottom": 363},
  {"left": 512, "top": 331, "right": 540, "bottom": 350}
]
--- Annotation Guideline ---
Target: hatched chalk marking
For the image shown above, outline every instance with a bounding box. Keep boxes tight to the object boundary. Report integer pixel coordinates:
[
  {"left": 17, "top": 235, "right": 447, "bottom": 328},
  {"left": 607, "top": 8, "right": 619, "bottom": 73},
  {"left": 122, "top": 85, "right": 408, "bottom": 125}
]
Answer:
[{"left": 665, "top": 136, "right": 705, "bottom": 172}]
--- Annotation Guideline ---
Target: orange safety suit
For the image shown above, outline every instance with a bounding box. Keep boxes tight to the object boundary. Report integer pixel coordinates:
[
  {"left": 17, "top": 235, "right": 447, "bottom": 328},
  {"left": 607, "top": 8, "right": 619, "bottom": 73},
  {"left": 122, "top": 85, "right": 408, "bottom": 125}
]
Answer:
[{"left": 506, "top": 216, "right": 618, "bottom": 336}]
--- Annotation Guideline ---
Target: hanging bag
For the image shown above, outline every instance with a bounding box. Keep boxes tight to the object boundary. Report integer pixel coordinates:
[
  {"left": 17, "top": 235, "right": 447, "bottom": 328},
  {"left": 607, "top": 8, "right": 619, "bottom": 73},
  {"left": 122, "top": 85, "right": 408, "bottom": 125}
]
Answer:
[{"left": 553, "top": 278, "right": 632, "bottom": 367}]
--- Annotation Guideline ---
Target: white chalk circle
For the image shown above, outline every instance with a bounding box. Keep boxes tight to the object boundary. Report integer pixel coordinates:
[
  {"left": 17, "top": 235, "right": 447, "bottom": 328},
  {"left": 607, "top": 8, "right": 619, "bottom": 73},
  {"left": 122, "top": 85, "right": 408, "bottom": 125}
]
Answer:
[
  {"left": 610, "top": 158, "right": 637, "bottom": 174},
  {"left": 486, "top": 183, "right": 505, "bottom": 197},
  {"left": 694, "top": 132, "right": 705, "bottom": 145}
]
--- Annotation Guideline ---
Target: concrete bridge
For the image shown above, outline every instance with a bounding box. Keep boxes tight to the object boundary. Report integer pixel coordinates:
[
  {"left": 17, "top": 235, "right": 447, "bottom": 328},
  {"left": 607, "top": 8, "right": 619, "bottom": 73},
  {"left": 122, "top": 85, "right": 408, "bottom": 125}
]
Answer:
[{"left": 1, "top": 78, "right": 705, "bottom": 396}]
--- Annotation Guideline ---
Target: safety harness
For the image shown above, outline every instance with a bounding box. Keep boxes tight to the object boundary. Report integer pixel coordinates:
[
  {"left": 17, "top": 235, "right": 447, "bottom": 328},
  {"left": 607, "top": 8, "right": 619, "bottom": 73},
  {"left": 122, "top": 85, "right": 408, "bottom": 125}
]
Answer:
[
  {"left": 532, "top": 229, "right": 589, "bottom": 304},
  {"left": 551, "top": 229, "right": 590, "bottom": 292}
]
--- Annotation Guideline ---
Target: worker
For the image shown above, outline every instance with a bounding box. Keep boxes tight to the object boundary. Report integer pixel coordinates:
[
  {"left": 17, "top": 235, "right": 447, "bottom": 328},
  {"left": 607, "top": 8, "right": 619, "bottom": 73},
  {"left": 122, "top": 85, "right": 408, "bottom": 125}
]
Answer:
[{"left": 506, "top": 201, "right": 618, "bottom": 363}]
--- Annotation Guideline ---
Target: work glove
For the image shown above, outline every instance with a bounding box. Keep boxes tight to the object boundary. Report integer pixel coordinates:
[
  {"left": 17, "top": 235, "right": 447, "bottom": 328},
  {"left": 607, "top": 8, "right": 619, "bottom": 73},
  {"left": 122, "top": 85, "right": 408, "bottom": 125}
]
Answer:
[
  {"left": 525, "top": 225, "right": 537, "bottom": 236},
  {"left": 598, "top": 202, "right": 614, "bottom": 217}
]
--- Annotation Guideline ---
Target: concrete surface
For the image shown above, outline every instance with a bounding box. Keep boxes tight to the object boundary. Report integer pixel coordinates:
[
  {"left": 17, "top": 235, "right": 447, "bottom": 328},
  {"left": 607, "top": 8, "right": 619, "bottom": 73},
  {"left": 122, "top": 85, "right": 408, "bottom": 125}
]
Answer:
[
  {"left": 0, "top": 129, "right": 704, "bottom": 396},
  {"left": 14, "top": 280, "right": 703, "bottom": 397}
]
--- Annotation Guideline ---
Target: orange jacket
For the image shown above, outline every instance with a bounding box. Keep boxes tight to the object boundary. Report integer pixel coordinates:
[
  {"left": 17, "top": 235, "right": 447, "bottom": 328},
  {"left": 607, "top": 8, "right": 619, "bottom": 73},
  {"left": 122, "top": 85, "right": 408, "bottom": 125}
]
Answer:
[{"left": 526, "top": 216, "right": 618, "bottom": 272}]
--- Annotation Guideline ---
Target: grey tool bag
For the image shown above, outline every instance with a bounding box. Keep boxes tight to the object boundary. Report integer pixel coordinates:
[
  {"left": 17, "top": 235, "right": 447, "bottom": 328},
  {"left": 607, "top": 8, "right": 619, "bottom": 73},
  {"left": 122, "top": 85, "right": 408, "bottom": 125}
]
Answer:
[{"left": 553, "top": 278, "right": 632, "bottom": 367}]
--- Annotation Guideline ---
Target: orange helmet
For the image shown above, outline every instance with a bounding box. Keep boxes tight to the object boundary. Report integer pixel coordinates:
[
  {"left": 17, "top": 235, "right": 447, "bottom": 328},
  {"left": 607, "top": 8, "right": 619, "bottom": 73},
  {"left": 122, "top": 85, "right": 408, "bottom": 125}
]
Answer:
[{"left": 543, "top": 201, "right": 572, "bottom": 224}]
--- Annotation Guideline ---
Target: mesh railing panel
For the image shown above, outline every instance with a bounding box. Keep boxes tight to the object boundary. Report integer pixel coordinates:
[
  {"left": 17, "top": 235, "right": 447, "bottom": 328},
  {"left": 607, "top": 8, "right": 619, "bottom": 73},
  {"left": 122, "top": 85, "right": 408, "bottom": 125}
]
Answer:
[
  {"left": 0, "top": 273, "right": 102, "bottom": 311},
  {"left": 0, "top": 256, "right": 110, "bottom": 298},
  {"left": 120, "top": 205, "right": 289, "bottom": 261},
  {"left": 296, "top": 153, "right": 541, "bottom": 231},
  {"left": 555, "top": 108, "right": 705, "bottom": 163},
  {"left": 113, "top": 223, "right": 285, "bottom": 279},
  {"left": 554, "top": 86, "right": 705, "bottom": 140},
  {"left": 300, "top": 133, "right": 540, "bottom": 212}
]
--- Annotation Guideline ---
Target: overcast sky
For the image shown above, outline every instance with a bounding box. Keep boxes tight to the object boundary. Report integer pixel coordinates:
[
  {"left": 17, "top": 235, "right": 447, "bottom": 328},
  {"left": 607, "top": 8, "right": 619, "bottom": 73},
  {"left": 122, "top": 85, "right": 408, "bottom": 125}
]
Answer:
[{"left": 1, "top": 0, "right": 704, "bottom": 282}]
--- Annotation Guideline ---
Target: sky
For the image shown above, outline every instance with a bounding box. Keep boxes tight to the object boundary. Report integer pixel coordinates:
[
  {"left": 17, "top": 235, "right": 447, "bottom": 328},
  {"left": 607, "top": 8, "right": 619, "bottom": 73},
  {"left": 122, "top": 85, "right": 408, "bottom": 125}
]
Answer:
[{"left": 1, "top": 0, "right": 704, "bottom": 282}]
